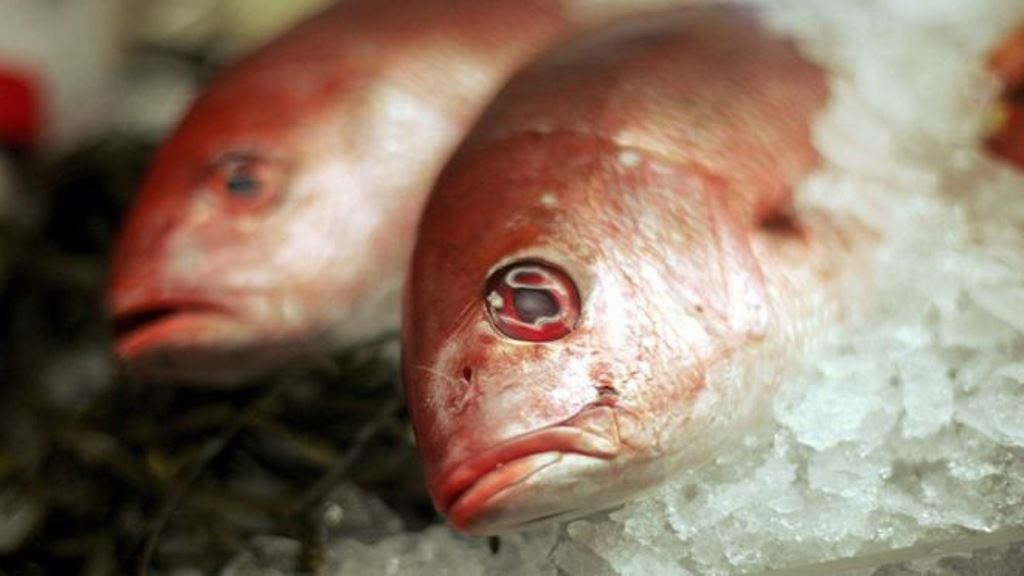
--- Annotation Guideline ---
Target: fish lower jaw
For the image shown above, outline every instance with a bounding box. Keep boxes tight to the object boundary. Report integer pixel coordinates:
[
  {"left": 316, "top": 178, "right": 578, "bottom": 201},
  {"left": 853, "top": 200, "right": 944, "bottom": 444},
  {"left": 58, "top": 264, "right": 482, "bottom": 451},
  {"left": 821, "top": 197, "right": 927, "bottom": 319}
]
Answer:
[
  {"left": 110, "top": 293, "right": 333, "bottom": 384},
  {"left": 445, "top": 451, "right": 620, "bottom": 535},
  {"left": 113, "top": 312, "right": 243, "bottom": 380},
  {"left": 112, "top": 300, "right": 296, "bottom": 384},
  {"left": 435, "top": 414, "right": 625, "bottom": 534},
  {"left": 113, "top": 302, "right": 233, "bottom": 358}
]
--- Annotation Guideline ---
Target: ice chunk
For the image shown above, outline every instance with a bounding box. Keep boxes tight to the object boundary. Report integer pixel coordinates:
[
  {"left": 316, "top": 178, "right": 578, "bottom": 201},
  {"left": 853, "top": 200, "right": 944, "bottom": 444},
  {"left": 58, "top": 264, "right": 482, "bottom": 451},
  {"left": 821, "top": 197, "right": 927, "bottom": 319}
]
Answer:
[
  {"left": 899, "top": 350, "right": 955, "bottom": 439},
  {"left": 955, "top": 362, "right": 1024, "bottom": 447},
  {"left": 567, "top": 519, "right": 686, "bottom": 576},
  {"left": 551, "top": 536, "right": 618, "bottom": 576},
  {"left": 938, "top": 291, "right": 1019, "bottom": 350},
  {"left": 317, "top": 483, "right": 404, "bottom": 542},
  {"left": 969, "top": 286, "right": 1024, "bottom": 335},
  {"left": 808, "top": 444, "right": 890, "bottom": 505},
  {"left": 220, "top": 536, "right": 301, "bottom": 576},
  {"left": 326, "top": 526, "right": 488, "bottom": 576},
  {"left": 776, "top": 356, "right": 898, "bottom": 451}
]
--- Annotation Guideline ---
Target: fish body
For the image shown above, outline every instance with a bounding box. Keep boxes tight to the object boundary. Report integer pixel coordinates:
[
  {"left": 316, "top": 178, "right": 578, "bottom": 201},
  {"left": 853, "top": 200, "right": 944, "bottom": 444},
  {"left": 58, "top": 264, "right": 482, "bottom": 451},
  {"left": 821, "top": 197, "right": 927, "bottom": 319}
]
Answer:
[
  {"left": 108, "top": 0, "right": 682, "bottom": 384},
  {"left": 986, "top": 24, "right": 1024, "bottom": 169},
  {"left": 403, "top": 5, "right": 868, "bottom": 535}
]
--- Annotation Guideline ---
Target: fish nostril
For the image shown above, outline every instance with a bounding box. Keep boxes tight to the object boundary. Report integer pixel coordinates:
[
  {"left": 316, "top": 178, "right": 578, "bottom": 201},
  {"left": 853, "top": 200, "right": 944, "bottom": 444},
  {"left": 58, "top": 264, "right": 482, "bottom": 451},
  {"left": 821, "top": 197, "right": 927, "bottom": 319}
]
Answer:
[
  {"left": 462, "top": 367, "right": 474, "bottom": 382},
  {"left": 758, "top": 210, "right": 802, "bottom": 237},
  {"left": 596, "top": 386, "right": 619, "bottom": 405}
]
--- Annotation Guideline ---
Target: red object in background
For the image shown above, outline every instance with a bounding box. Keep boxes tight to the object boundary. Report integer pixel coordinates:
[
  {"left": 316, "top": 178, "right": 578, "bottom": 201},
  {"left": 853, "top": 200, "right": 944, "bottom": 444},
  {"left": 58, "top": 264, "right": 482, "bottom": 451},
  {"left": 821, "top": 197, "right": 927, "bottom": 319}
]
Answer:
[
  {"left": 986, "top": 25, "right": 1024, "bottom": 170},
  {"left": 990, "top": 25, "right": 1024, "bottom": 82},
  {"left": 0, "top": 66, "right": 41, "bottom": 150}
]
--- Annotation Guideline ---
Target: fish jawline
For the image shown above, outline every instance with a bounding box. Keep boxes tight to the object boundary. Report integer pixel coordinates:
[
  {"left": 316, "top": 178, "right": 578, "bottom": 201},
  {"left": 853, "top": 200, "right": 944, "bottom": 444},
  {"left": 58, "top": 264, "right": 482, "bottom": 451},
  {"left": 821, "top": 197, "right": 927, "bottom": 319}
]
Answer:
[
  {"left": 113, "top": 303, "right": 234, "bottom": 361},
  {"left": 438, "top": 423, "right": 620, "bottom": 532}
]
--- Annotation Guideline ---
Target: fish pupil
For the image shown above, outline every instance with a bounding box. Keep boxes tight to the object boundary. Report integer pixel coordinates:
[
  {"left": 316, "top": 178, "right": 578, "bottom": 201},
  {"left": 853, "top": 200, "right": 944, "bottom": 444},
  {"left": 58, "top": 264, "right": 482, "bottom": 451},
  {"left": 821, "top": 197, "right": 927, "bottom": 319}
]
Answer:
[
  {"left": 513, "top": 288, "right": 559, "bottom": 324},
  {"left": 227, "top": 169, "right": 261, "bottom": 198}
]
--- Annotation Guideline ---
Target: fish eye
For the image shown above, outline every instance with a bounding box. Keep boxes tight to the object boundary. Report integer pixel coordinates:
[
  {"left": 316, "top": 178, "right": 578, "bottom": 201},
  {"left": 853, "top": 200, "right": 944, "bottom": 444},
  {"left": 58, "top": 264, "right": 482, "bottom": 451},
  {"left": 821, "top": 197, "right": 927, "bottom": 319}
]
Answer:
[
  {"left": 484, "top": 260, "right": 580, "bottom": 342},
  {"left": 207, "top": 154, "right": 285, "bottom": 211}
]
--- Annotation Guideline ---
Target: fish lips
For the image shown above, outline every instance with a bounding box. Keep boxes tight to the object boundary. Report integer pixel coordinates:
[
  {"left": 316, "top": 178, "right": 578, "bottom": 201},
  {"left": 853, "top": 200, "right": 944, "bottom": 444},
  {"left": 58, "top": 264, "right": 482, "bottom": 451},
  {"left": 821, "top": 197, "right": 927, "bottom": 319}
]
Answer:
[
  {"left": 435, "top": 405, "right": 624, "bottom": 534},
  {"left": 110, "top": 296, "right": 240, "bottom": 379}
]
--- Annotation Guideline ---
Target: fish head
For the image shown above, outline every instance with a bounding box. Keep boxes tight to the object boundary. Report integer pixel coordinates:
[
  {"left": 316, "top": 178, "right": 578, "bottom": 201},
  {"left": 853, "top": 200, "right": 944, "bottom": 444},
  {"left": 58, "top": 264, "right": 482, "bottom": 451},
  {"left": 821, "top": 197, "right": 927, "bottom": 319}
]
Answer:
[
  {"left": 404, "top": 133, "right": 771, "bottom": 534},
  {"left": 108, "top": 72, "right": 413, "bottom": 384}
]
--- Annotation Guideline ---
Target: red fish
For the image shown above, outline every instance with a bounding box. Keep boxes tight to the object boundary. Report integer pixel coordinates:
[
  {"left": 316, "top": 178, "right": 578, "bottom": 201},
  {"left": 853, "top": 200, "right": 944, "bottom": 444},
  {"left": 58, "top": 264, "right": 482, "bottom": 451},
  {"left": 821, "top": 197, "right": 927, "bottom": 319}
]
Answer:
[
  {"left": 403, "top": 5, "right": 870, "bottom": 534},
  {"left": 986, "top": 23, "right": 1024, "bottom": 169},
  {"left": 108, "top": 0, "right": 685, "bottom": 384}
]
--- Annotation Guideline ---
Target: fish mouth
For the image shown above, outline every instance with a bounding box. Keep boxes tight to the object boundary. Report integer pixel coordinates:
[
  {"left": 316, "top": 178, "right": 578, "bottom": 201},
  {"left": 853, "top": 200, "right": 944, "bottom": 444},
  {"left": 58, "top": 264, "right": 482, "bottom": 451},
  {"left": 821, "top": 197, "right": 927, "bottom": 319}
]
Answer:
[
  {"left": 436, "top": 406, "right": 621, "bottom": 533},
  {"left": 112, "top": 298, "right": 233, "bottom": 359}
]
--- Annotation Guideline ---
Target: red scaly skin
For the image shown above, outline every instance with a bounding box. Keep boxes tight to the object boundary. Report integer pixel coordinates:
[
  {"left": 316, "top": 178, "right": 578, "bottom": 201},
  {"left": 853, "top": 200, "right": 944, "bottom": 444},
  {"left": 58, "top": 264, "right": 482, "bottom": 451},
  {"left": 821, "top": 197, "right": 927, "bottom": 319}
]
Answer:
[
  {"left": 108, "top": 0, "right": 686, "bottom": 385},
  {"left": 404, "top": 5, "right": 871, "bottom": 535},
  {"left": 986, "top": 23, "right": 1024, "bottom": 169}
]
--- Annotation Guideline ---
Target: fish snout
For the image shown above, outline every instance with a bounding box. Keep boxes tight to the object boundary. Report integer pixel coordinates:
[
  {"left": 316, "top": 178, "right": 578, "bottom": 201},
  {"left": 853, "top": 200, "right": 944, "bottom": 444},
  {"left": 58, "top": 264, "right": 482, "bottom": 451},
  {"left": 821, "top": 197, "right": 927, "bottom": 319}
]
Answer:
[
  {"left": 107, "top": 222, "right": 258, "bottom": 383},
  {"left": 107, "top": 253, "right": 253, "bottom": 383},
  {"left": 108, "top": 290, "right": 239, "bottom": 375}
]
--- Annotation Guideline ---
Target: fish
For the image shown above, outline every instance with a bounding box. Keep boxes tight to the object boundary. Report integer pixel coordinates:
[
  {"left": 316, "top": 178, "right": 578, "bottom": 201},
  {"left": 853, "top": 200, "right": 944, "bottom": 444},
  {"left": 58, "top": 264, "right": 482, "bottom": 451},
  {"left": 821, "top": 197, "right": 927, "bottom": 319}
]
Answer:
[
  {"left": 986, "top": 23, "right": 1024, "bottom": 169},
  {"left": 108, "top": 0, "right": 685, "bottom": 384},
  {"left": 402, "top": 4, "right": 873, "bottom": 535}
]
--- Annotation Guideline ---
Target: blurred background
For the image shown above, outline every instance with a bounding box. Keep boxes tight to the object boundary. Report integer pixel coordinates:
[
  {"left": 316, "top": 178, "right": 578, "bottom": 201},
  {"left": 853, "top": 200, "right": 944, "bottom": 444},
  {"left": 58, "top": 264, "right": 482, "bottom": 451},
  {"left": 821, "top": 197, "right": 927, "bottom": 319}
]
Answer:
[
  {"left": 0, "top": 0, "right": 333, "bottom": 153},
  {"left": 0, "top": 2, "right": 430, "bottom": 574}
]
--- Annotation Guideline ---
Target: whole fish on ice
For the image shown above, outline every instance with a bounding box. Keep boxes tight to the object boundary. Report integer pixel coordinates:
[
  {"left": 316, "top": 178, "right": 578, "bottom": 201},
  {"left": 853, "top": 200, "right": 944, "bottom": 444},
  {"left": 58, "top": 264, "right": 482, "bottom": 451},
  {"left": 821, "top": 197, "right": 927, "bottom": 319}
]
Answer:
[
  {"left": 403, "top": 5, "right": 873, "bottom": 535},
  {"left": 108, "top": 0, "right": 684, "bottom": 384}
]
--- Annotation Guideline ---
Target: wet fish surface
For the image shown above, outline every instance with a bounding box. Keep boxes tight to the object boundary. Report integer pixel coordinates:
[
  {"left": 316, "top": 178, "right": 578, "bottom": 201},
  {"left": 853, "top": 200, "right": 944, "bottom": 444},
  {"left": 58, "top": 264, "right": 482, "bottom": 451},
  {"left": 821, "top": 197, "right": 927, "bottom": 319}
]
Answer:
[{"left": 403, "top": 4, "right": 873, "bottom": 535}]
